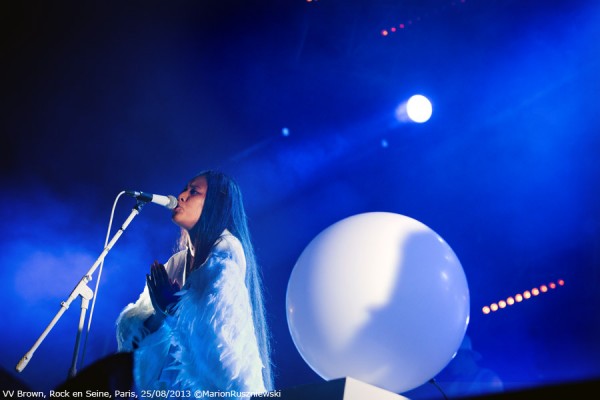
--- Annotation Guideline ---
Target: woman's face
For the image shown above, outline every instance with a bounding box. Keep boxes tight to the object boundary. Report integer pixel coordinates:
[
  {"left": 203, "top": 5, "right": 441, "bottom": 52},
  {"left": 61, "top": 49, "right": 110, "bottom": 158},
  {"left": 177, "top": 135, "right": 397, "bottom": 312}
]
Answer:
[{"left": 172, "top": 175, "right": 208, "bottom": 231}]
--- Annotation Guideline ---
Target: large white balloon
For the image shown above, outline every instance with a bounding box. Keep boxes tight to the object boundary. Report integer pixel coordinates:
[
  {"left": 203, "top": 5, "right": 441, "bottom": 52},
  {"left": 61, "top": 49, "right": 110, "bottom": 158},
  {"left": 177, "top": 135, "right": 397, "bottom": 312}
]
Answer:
[{"left": 286, "top": 212, "right": 470, "bottom": 394}]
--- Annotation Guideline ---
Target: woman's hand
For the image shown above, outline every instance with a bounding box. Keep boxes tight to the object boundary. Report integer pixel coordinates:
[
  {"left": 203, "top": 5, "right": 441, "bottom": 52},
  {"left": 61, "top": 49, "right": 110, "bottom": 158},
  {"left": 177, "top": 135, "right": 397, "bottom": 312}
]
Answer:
[{"left": 146, "top": 260, "right": 181, "bottom": 316}]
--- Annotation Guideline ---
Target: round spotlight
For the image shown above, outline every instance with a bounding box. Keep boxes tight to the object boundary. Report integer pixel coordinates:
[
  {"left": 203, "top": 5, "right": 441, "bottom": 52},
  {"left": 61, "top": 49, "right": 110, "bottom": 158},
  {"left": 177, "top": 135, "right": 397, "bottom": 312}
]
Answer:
[{"left": 406, "top": 95, "right": 432, "bottom": 123}]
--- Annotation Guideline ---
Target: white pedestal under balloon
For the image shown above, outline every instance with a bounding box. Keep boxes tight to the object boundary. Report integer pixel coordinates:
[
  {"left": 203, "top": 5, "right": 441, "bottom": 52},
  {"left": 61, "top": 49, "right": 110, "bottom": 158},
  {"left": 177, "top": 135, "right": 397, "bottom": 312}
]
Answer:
[{"left": 273, "top": 377, "right": 410, "bottom": 400}]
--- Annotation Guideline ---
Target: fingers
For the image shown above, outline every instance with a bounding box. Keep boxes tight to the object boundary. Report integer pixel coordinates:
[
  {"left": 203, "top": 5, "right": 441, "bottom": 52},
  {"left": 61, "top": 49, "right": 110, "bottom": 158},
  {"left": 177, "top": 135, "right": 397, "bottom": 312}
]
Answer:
[
  {"left": 151, "top": 260, "right": 169, "bottom": 287},
  {"left": 146, "top": 260, "right": 180, "bottom": 315},
  {"left": 149, "top": 260, "right": 171, "bottom": 287},
  {"left": 147, "top": 271, "right": 167, "bottom": 314},
  {"left": 146, "top": 273, "right": 159, "bottom": 307}
]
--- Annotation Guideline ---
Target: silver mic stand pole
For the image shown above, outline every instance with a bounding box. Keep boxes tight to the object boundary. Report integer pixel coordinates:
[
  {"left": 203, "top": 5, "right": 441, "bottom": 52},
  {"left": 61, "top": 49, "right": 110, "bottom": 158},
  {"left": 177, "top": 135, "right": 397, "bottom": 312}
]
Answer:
[{"left": 16, "top": 200, "right": 146, "bottom": 377}]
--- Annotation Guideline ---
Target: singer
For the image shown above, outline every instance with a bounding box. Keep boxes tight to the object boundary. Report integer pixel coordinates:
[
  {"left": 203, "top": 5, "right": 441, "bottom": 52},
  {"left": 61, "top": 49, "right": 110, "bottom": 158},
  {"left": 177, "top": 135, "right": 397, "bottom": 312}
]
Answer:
[{"left": 115, "top": 170, "right": 273, "bottom": 397}]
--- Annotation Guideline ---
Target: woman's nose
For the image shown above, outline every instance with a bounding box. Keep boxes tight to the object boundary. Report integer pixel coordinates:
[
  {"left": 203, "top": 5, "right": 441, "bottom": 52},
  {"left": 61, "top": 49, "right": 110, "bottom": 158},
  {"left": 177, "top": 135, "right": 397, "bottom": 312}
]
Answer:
[{"left": 179, "top": 191, "right": 188, "bottom": 202}]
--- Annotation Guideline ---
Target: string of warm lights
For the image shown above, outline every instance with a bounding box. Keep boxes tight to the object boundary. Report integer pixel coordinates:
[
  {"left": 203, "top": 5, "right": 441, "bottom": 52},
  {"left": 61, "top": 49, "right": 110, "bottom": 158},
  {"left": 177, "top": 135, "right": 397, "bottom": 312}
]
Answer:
[
  {"left": 482, "top": 279, "right": 565, "bottom": 314},
  {"left": 381, "top": 0, "right": 468, "bottom": 37},
  {"left": 305, "top": 0, "right": 469, "bottom": 37}
]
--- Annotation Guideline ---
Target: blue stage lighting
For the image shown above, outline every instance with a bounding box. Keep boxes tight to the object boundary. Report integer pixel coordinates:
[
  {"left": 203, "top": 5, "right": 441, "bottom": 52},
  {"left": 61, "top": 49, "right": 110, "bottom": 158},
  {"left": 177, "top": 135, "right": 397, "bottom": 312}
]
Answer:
[
  {"left": 395, "top": 94, "right": 433, "bottom": 124},
  {"left": 406, "top": 94, "right": 432, "bottom": 123}
]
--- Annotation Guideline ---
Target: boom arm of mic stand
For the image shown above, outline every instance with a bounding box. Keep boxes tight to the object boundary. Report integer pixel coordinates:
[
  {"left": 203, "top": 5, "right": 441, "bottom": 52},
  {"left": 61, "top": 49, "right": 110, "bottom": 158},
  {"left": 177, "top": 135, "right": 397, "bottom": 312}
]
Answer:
[{"left": 15, "top": 202, "right": 145, "bottom": 374}]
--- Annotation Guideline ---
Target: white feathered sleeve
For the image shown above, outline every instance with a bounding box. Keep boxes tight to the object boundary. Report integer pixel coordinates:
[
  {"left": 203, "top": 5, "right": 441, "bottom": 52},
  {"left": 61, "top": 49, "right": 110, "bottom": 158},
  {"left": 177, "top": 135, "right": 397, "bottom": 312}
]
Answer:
[
  {"left": 115, "top": 284, "right": 154, "bottom": 352},
  {"left": 115, "top": 251, "right": 186, "bottom": 352},
  {"left": 169, "top": 234, "right": 266, "bottom": 392}
]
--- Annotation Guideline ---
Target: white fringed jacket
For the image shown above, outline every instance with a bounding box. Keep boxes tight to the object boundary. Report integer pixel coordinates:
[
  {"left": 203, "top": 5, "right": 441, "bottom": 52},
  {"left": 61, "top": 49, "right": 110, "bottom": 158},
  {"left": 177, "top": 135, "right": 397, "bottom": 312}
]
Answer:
[{"left": 116, "top": 230, "right": 266, "bottom": 396}]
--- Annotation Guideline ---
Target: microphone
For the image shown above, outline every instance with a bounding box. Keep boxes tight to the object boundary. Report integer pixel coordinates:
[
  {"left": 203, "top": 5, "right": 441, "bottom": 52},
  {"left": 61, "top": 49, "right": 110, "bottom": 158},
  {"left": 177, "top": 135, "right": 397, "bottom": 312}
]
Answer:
[{"left": 126, "top": 191, "right": 178, "bottom": 210}]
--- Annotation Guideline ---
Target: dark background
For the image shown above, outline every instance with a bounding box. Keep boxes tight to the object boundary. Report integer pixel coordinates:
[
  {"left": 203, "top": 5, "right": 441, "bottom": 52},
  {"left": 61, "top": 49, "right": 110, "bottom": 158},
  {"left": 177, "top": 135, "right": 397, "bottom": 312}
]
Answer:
[{"left": 2, "top": 0, "right": 599, "bottom": 398}]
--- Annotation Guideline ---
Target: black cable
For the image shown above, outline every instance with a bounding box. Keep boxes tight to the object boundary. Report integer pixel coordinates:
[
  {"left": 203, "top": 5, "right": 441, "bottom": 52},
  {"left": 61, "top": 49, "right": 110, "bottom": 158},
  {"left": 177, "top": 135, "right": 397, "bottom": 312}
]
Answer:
[{"left": 429, "top": 378, "right": 450, "bottom": 400}]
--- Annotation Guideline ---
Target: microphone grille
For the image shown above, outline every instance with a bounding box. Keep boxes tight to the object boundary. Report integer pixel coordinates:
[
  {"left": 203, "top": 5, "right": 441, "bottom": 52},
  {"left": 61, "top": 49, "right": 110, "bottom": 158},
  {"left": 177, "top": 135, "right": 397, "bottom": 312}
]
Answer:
[{"left": 167, "top": 195, "right": 178, "bottom": 210}]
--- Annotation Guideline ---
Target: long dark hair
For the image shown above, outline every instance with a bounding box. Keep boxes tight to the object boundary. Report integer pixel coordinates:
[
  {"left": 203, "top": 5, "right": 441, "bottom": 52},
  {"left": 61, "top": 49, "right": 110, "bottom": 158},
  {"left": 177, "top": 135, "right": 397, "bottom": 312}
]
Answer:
[{"left": 178, "top": 170, "right": 274, "bottom": 390}]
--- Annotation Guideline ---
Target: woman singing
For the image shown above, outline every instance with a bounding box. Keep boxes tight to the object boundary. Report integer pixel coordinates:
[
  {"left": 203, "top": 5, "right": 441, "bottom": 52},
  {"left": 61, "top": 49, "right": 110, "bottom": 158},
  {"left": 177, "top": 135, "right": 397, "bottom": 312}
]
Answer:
[{"left": 116, "top": 170, "right": 273, "bottom": 397}]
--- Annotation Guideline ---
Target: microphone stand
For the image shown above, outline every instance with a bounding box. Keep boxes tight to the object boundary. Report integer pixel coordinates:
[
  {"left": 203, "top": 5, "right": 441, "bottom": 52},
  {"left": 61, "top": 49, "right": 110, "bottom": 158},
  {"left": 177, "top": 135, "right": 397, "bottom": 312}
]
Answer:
[{"left": 16, "top": 200, "right": 147, "bottom": 377}]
